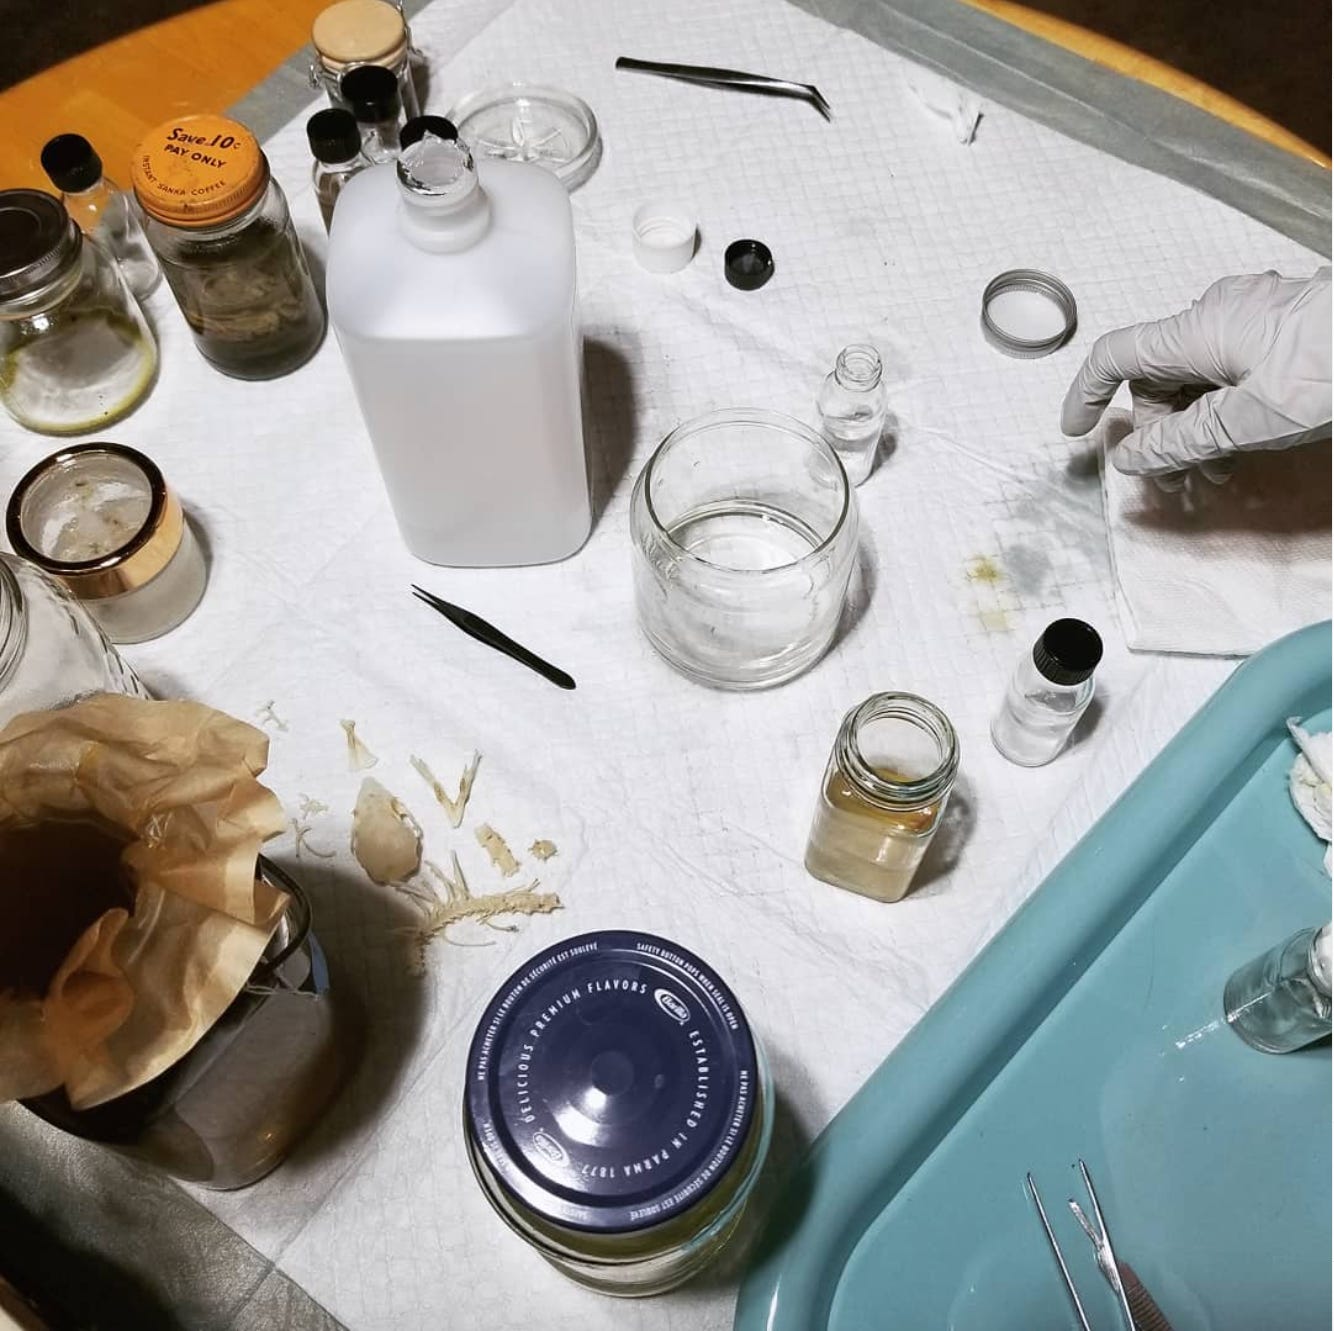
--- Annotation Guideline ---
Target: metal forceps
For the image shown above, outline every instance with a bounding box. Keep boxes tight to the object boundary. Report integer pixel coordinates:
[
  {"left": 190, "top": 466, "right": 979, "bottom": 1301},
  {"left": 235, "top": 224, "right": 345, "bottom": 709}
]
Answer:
[
  {"left": 1026, "top": 1160, "right": 1137, "bottom": 1330},
  {"left": 615, "top": 56, "right": 833, "bottom": 119}
]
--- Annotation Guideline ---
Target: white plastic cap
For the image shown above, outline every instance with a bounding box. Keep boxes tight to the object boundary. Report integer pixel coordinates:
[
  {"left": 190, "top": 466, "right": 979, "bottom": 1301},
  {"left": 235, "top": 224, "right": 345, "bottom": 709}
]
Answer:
[{"left": 632, "top": 200, "right": 696, "bottom": 274}]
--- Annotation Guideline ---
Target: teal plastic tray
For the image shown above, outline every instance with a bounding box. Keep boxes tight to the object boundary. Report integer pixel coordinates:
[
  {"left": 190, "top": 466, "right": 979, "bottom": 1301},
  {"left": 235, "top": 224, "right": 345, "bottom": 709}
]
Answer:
[{"left": 736, "top": 622, "right": 1332, "bottom": 1331}]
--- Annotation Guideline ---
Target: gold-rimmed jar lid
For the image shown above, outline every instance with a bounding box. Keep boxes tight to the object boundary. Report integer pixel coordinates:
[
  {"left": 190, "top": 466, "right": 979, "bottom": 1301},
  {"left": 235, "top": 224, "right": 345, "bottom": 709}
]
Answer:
[{"left": 5, "top": 443, "right": 184, "bottom": 599}]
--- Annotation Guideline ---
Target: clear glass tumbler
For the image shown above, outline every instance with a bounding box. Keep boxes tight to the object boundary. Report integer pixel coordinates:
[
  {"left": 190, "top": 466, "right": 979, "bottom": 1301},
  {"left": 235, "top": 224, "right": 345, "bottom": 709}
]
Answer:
[{"left": 630, "top": 409, "right": 858, "bottom": 690}]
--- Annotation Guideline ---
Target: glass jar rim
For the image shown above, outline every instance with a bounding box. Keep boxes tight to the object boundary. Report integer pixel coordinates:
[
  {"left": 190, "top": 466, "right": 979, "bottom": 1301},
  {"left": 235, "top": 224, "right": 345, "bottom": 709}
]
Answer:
[
  {"left": 836, "top": 691, "right": 959, "bottom": 810},
  {"left": 5, "top": 443, "right": 182, "bottom": 599},
  {"left": 639, "top": 408, "right": 852, "bottom": 576}
]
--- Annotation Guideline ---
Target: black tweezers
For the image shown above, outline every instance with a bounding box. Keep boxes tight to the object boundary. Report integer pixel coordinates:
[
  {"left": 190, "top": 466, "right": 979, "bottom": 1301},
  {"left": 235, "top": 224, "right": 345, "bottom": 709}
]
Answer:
[{"left": 411, "top": 585, "right": 576, "bottom": 691}]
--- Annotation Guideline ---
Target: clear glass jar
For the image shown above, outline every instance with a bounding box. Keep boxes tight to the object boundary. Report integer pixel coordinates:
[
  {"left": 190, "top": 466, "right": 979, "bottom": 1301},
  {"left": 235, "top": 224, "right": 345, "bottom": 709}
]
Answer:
[
  {"left": 465, "top": 930, "right": 774, "bottom": 1296},
  {"left": 6, "top": 443, "right": 207, "bottom": 644},
  {"left": 0, "top": 189, "right": 157, "bottom": 435},
  {"left": 22, "top": 860, "right": 345, "bottom": 1189},
  {"left": 1225, "top": 924, "right": 1331, "bottom": 1054},
  {"left": 0, "top": 554, "right": 146, "bottom": 731},
  {"left": 310, "top": 0, "right": 420, "bottom": 120},
  {"left": 815, "top": 343, "right": 887, "bottom": 487},
  {"left": 630, "top": 409, "right": 858, "bottom": 690},
  {"left": 40, "top": 133, "right": 161, "bottom": 300},
  {"left": 991, "top": 619, "right": 1103, "bottom": 766},
  {"left": 805, "top": 692, "right": 960, "bottom": 903},
  {"left": 132, "top": 115, "right": 325, "bottom": 380}
]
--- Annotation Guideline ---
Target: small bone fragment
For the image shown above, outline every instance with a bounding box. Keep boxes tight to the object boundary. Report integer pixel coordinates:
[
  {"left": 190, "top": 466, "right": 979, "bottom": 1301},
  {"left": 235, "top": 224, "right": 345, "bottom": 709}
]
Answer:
[
  {"left": 475, "top": 823, "right": 520, "bottom": 878},
  {"left": 411, "top": 752, "right": 481, "bottom": 828},
  {"left": 351, "top": 778, "right": 422, "bottom": 884},
  {"left": 340, "top": 719, "right": 378, "bottom": 771}
]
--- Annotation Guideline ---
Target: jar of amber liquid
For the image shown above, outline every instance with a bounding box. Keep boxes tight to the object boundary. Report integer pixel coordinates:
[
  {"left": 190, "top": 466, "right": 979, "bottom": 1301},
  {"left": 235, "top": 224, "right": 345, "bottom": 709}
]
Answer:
[
  {"left": 131, "top": 115, "right": 325, "bottom": 380},
  {"left": 805, "top": 692, "right": 959, "bottom": 902}
]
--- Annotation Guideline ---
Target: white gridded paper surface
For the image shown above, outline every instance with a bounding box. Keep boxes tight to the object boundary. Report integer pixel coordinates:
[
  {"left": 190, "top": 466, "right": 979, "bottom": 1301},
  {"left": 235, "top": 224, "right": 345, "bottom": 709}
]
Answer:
[{"left": 1, "top": 0, "right": 1325, "bottom": 1325}]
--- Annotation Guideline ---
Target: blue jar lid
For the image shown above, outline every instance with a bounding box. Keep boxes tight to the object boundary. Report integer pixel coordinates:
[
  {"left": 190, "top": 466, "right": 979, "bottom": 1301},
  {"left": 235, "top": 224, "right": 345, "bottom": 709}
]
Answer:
[{"left": 465, "top": 930, "right": 759, "bottom": 1233}]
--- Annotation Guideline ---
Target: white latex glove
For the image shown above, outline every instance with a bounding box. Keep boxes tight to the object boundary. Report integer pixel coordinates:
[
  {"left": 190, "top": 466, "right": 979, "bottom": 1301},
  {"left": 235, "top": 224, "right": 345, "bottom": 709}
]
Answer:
[{"left": 1061, "top": 268, "right": 1332, "bottom": 476}]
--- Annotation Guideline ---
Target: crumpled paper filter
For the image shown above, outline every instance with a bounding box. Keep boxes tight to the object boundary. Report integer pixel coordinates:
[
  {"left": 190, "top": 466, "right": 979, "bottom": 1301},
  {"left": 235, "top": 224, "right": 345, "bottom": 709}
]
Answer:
[{"left": 0, "top": 695, "right": 287, "bottom": 1109}]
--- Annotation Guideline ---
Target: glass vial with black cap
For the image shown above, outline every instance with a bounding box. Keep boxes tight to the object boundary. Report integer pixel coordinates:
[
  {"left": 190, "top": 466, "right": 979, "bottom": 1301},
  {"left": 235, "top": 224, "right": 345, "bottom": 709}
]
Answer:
[
  {"left": 341, "top": 64, "right": 403, "bottom": 164},
  {"left": 307, "top": 108, "right": 367, "bottom": 231},
  {"left": 40, "top": 133, "right": 160, "bottom": 300},
  {"left": 991, "top": 618, "right": 1103, "bottom": 766}
]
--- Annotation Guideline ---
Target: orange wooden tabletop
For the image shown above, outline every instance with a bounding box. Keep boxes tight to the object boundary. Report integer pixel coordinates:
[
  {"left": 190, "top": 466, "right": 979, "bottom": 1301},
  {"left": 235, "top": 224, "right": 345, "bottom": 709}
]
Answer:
[
  {"left": 0, "top": 0, "right": 333, "bottom": 193},
  {"left": 0, "top": 0, "right": 1326, "bottom": 197}
]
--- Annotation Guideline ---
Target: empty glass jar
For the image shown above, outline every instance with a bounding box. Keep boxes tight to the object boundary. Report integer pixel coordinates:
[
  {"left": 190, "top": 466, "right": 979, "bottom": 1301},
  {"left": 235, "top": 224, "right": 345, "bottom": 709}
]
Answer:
[
  {"left": 6, "top": 443, "right": 207, "bottom": 643},
  {"left": 805, "top": 692, "right": 959, "bottom": 903},
  {"left": 131, "top": 115, "right": 325, "bottom": 380},
  {"left": 0, "top": 190, "right": 157, "bottom": 435},
  {"left": 0, "top": 554, "right": 146, "bottom": 731},
  {"left": 1225, "top": 924, "right": 1331, "bottom": 1053},
  {"left": 630, "top": 409, "right": 858, "bottom": 689},
  {"left": 816, "top": 344, "right": 887, "bottom": 487}
]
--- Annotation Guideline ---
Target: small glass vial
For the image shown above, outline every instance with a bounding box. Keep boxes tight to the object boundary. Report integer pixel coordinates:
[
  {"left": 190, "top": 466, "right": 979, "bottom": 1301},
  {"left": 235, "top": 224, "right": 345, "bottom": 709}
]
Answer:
[
  {"left": 1224, "top": 924, "right": 1332, "bottom": 1054},
  {"left": 310, "top": 0, "right": 420, "bottom": 120},
  {"left": 816, "top": 343, "right": 888, "bottom": 487},
  {"left": 0, "top": 190, "right": 157, "bottom": 436},
  {"left": 307, "top": 109, "right": 366, "bottom": 232},
  {"left": 132, "top": 115, "right": 325, "bottom": 380},
  {"left": 464, "top": 930, "right": 773, "bottom": 1296},
  {"left": 341, "top": 64, "right": 403, "bottom": 165},
  {"left": 991, "top": 619, "right": 1103, "bottom": 767},
  {"left": 0, "top": 553, "right": 146, "bottom": 731},
  {"left": 6, "top": 443, "right": 206, "bottom": 644},
  {"left": 39, "top": 133, "right": 160, "bottom": 300},
  {"left": 805, "top": 692, "right": 959, "bottom": 903}
]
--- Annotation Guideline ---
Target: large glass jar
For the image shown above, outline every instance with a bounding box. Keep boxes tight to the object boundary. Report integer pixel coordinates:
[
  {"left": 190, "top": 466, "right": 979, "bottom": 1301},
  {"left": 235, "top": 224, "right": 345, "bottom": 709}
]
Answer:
[
  {"left": 630, "top": 409, "right": 858, "bottom": 690},
  {"left": 465, "top": 930, "right": 774, "bottom": 1296},
  {"left": 131, "top": 115, "right": 325, "bottom": 380},
  {"left": 0, "top": 554, "right": 146, "bottom": 730},
  {"left": 22, "top": 860, "right": 345, "bottom": 1189},
  {"left": 805, "top": 692, "right": 960, "bottom": 903},
  {"left": 0, "top": 189, "right": 157, "bottom": 435}
]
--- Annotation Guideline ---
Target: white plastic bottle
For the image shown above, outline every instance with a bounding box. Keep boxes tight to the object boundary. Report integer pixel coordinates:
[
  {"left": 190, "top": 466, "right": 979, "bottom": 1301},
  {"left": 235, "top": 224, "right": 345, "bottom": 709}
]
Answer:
[{"left": 326, "top": 133, "right": 590, "bottom": 566}]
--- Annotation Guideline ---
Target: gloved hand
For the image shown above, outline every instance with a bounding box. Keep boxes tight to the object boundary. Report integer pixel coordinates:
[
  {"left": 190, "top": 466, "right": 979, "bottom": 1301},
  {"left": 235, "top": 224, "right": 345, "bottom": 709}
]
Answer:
[{"left": 1060, "top": 268, "right": 1332, "bottom": 476}]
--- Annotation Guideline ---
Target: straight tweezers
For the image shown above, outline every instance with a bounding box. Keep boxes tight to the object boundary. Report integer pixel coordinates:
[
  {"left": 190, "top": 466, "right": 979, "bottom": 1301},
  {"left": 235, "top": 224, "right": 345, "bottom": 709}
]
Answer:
[{"left": 411, "top": 585, "right": 576, "bottom": 691}]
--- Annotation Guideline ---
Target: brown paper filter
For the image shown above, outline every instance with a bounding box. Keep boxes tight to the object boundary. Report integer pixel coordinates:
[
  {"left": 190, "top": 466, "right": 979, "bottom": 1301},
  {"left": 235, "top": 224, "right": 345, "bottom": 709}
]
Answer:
[{"left": 0, "top": 695, "right": 288, "bottom": 1109}]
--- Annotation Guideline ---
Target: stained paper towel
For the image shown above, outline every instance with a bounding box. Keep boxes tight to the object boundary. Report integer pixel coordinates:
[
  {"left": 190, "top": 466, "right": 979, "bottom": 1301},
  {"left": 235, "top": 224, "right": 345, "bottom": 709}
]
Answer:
[
  {"left": 0, "top": 0, "right": 1324, "bottom": 1324},
  {"left": 1100, "top": 413, "right": 1331, "bottom": 656}
]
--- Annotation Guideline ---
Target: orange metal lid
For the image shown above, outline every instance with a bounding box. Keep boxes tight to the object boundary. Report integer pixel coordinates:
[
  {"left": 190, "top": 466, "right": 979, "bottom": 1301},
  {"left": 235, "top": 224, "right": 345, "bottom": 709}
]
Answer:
[{"left": 131, "top": 115, "right": 268, "bottom": 228}]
